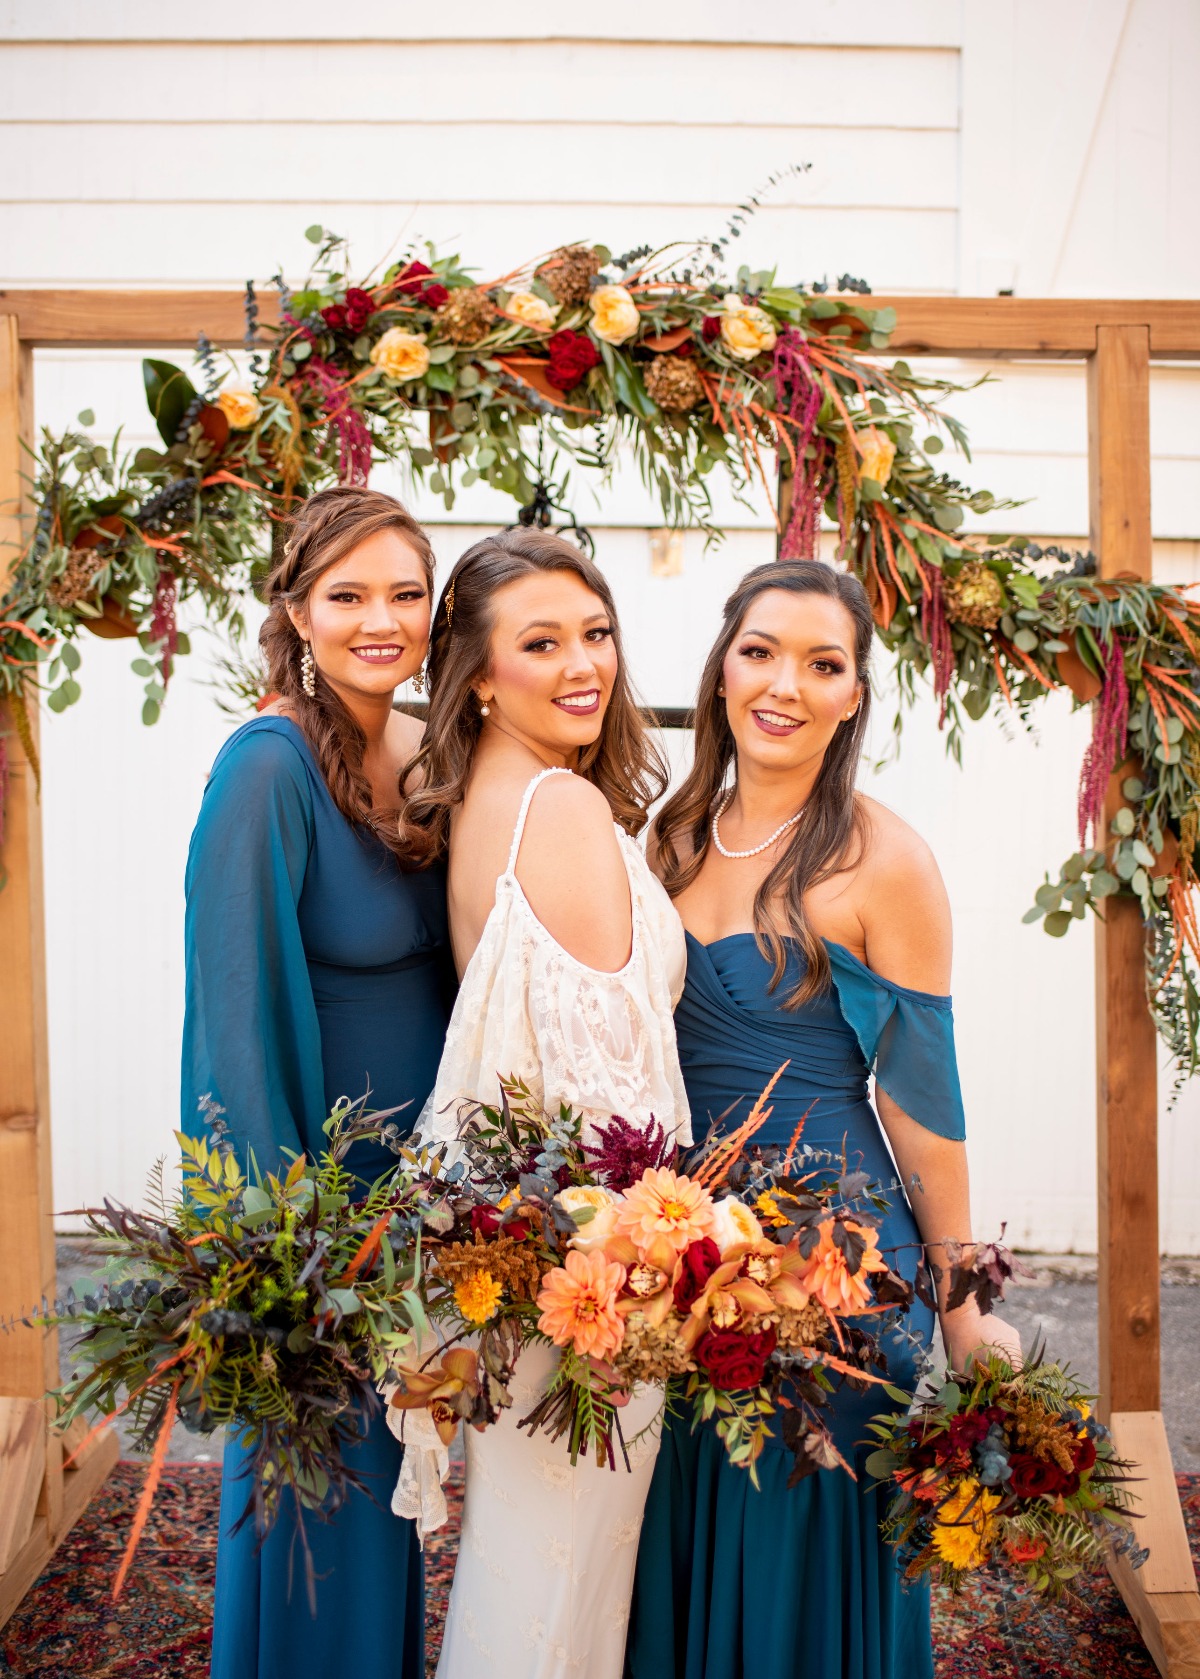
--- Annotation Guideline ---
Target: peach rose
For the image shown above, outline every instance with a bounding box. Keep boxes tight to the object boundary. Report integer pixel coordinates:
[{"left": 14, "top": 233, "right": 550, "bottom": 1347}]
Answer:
[
  {"left": 214, "top": 385, "right": 262, "bottom": 429},
  {"left": 589, "top": 284, "right": 640, "bottom": 346},
  {"left": 720, "top": 296, "right": 777, "bottom": 362},
  {"left": 557, "top": 1185, "right": 621, "bottom": 1255},
  {"left": 506, "top": 290, "right": 559, "bottom": 332},
  {"left": 370, "top": 327, "right": 430, "bottom": 382},
  {"left": 709, "top": 1197, "right": 765, "bottom": 1254}
]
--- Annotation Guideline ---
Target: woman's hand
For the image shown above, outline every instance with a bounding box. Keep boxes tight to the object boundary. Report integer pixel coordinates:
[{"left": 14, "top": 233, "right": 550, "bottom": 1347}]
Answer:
[{"left": 943, "top": 1305, "right": 1023, "bottom": 1376}]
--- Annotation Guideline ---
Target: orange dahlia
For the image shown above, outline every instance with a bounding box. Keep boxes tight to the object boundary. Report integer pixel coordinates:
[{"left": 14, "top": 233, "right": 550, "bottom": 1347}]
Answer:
[
  {"left": 536, "top": 1248, "right": 627, "bottom": 1360},
  {"left": 796, "top": 1219, "right": 889, "bottom": 1315},
  {"left": 615, "top": 1168, "right": 716, "bottom": 1270}
]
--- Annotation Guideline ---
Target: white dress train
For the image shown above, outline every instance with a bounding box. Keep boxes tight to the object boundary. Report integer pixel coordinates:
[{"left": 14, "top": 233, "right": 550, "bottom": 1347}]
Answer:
[{"left": 415, "top": 766, "right": 690, "bottom": 1679}]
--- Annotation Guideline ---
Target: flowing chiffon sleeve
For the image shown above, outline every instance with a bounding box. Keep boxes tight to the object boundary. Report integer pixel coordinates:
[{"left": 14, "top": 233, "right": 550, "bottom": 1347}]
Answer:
[
  {"left": 826, "top": 942, "right": 967, "bottom": 1141},
  {"left": 181, "top": 723, "right": 327, "bottom": 1171}
]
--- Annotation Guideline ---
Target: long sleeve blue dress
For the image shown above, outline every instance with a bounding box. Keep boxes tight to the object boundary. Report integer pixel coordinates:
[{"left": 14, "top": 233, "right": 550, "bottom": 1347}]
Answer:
[
  {"left": 181, "top": 715, "right": 455, "bottom": 1679},
  {"left": 627, "top": 932, "right": 966, "bottom": 1679}
]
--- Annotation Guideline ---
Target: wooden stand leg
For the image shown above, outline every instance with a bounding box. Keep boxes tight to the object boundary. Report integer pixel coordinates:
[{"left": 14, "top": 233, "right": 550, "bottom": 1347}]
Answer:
[
  {"left": 0, "top": 314, "right": 115, "bottom": 1629},
  {"left": 1090, "top": 325, "right": 1200, "bottom": 1674}
]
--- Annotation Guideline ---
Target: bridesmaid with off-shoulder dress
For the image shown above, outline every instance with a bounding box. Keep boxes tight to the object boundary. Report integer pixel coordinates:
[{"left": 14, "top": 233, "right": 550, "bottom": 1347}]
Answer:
[{"left": 627, "top": 560, "right": 1022, "bottom": 1679}]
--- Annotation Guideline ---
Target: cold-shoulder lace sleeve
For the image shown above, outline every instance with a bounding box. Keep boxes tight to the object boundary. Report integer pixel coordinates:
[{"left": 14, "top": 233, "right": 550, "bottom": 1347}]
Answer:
[
  {"left": 416, "top": 772, "right": 690, "bottom": 1153},
  {"left": 826, "top": 942, "right": 966, "bottom": 1141}
]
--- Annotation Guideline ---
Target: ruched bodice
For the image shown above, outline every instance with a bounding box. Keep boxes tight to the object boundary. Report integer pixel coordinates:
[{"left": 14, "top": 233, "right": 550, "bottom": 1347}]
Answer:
[{"left": 678, "top": 932, "right": 964, "bottom": 1147}]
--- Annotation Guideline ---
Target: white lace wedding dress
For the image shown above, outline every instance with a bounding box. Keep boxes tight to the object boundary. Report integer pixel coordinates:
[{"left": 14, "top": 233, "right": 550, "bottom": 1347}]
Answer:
[{"left": 407, "top": 766, "right": 690, "bottom": 1678}]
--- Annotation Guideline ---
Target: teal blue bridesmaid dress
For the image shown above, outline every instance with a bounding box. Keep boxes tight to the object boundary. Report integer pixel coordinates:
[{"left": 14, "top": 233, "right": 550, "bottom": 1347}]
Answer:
[
  {"left": 627, "top": 932, "right": 966, "bottom": 1679},
  {"left": 182, "top": 716, "right": 454, "bottom": 1679}
]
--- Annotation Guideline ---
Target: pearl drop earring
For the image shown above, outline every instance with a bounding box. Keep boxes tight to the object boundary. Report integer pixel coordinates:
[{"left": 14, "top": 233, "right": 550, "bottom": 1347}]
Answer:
[
  {"left": 300, "top": 642, "right": 316, "bottom": 698},
  {"left": 479, "top": 700, "right": 491, "bottom": 717}
]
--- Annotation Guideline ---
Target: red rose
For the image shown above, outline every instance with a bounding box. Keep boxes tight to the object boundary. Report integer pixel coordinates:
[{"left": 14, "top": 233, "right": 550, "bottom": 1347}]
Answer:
[
  {"left": 395, "top": 261, "right": 434, "bottom": 295},
  {"left": 1008, "top": 1454, "right": 1069, "bottom": 1499},
  {"left": 546, "top": 330, "right": 602, "bottom": 392},
  {"left": 672, "top": 1237, "right": 722, "bottom": 1312},
  {"left": 470, "top": 1204, "right": 532, "bottom": 1241},
  {"left": 1072, "top": 1435, "right": 1097, "bottom": 1474},
  {"left": 422, "top": 282, "right": 450, "bottom": 310},
  {"left": 321, "top": 304, "right": 348, "bottom": 333},
  {"left": 701, "top": 316, "right": 722, "bottom": 342},
  {"left": 344, "top": 287, "right": 376, "bottom": 331},
  {"left": 695, "top": 1324, "right": 777, "bottom": 1390}
]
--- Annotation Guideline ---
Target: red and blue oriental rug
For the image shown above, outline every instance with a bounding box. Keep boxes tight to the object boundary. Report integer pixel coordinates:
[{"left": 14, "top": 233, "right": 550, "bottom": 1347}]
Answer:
[{"left": 1, "top": 1464, "right": 1196, "bottom": 1678}]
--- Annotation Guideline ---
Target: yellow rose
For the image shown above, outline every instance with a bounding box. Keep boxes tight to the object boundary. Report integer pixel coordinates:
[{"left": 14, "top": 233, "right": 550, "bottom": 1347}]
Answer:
[
  {"left": 214, "top": 385, "right": 262, "bottom": 429},
  {"left": 859, "top": 432, "right": 896, "bottom": 487},
  {"left": 506, "top": 290, "right": 559, "bottom": 332},
  {"left": 720, "top": 297, "right": 777, "bottom": 362},
  {"left": 370, "top": 326, "right": 430, "bottom": 383},
  {"left": 589, "top": 284, "right": 640, "bottom": 346}
]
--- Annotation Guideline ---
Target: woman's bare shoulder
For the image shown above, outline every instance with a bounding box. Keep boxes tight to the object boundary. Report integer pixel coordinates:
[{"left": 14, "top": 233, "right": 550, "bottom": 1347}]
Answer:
[{"left": 854, "top": 795, "right": 951, "bottom": 990}]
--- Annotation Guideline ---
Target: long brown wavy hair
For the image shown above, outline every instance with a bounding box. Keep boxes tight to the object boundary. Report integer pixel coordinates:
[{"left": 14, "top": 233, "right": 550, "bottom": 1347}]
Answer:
[
  {"left": 259, "top": 485, "right": 435, "bottom": 863},
  {"left": 654, "top": 560, "right": 874, "bottom": 1006},
  {"left": 400, "top": 527, "right": 666, "bottom": 866}
]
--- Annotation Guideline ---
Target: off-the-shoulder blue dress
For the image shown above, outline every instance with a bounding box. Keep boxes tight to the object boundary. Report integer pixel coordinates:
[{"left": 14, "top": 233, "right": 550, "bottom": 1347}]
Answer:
[
  {"left": 627, "top": 932, "right": 965, "bottom": 1679},
  {"left": 182, "top": 716, "right": 454, "bottom": 1679}
]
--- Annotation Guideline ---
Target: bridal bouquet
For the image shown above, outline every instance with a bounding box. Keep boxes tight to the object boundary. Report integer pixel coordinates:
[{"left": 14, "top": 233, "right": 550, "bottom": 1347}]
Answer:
[
  {"left": 866, "top": 1349, "right": 1143, "bottom": 1597},
  {"left": 390, "top": 1069, "right": 920, "bottom": 1485},
  {"left": 23, "top": 1096, "right": 432, "bottom": 1602}
]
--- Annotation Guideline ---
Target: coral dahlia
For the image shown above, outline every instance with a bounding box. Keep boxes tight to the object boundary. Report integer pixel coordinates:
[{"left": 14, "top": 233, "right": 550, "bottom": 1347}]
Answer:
[
  {"left": 615, "top": 1167, "right": 716, "bottom": 1263},
  {"left": 536, "top": 1248, "right": 626, "bottom": 1360}
]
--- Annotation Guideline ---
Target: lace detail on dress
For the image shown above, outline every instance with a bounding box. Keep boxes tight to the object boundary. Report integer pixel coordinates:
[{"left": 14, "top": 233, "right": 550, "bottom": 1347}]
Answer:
[{"left": 416, "top": 766, "right": 690, "bottom": 1155}]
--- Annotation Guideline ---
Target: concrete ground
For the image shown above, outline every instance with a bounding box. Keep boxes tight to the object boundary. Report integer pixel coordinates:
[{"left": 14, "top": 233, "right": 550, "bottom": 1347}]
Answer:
[{"left": 52, "top": 1241, "right": 1200, "bottom": 1470}]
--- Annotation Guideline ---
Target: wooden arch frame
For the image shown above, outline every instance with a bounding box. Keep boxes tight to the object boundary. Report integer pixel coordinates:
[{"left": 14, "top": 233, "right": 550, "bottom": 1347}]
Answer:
[{"left": 1, "top": 290, "right": 1198, "bottom": 1672}]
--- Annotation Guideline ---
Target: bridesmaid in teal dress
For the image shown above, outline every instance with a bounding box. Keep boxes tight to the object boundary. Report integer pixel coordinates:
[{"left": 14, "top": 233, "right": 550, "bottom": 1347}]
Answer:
[
  {"left": 627, "top": 560, "right": 1021, "bottom": 1679},
  {"left": 182, "top": 487, "right": 454, "bottom": 1679}
]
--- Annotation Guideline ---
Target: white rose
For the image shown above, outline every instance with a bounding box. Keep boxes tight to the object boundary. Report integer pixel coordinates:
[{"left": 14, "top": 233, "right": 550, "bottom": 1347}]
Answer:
[
  {"left": 506, "top": 290, "right": 559, "bottom": 332},
  {"left": 709, "top": 1197, "right": 765, "bottom": 1254}
]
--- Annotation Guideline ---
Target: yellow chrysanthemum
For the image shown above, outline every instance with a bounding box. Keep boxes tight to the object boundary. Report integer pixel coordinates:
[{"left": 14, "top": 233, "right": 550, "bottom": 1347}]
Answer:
[
  {"left": 454, "top": 1270, "right": 503, "bottom": 1324},
  {"left": 930, "top": 1479, "right": 1000, "bottom": 1572},
  {"left": 755, "top": 1192, "right": 790, "bottom": 1229}
]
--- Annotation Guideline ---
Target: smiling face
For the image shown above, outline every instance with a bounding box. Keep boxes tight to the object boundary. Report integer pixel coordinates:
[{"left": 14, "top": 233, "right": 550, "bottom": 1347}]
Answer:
[
  {"left": 477, "top": 569, "right": 620, "bottom": 764},
  {"left": 287, "top": 526, "right": 431, "bottom": 704},
  {"left": 721, "top": 587, "right": 863, "bottom": 776}
]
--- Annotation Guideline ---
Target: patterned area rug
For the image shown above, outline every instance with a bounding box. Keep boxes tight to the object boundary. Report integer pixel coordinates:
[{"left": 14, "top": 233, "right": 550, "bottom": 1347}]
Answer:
[{"left": 1, "top": 1464, "right": 1195, "bottom": 1678}]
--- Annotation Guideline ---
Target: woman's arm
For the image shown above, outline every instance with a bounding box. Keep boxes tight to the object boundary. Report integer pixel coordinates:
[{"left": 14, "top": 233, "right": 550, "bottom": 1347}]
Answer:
[
  {"left": 514, "top": 772, "right": 633, "bottom": 971},
  {"left": 182, "top": 728, "right": 326, "bottom": 1171},
  {"left": 860, "top": 809, "right": 1022, "bottom": 1370}
]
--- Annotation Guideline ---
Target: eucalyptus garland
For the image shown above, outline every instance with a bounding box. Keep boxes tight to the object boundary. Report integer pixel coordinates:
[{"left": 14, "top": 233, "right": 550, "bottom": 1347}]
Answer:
[{"left": 2, "top": 221, "right": 1199, "bottom": 1071}]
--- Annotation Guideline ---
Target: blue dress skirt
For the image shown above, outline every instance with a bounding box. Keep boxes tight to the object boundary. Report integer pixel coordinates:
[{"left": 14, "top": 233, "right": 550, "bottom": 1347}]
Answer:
[
  {"left": 182, "top": 717, "right": 455, "bottom": 1679},
  {"left": 627, "top": 933, "right": 966, "bottom": 1679}
]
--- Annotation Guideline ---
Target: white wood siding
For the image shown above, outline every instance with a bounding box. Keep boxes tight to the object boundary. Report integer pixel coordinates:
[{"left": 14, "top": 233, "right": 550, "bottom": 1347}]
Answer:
[{"left": 2, "top": 0, "right": 1198, "bottom": 1250}]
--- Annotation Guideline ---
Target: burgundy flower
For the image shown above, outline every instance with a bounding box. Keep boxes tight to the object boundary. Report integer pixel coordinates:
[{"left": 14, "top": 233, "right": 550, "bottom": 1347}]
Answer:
[
  {"left": 1072, "top": 1435, "right": 1097, "bottom": 1474},
  {"left": 674, "top": 340, "right": 695, "bottom": 357},
  {"left": 695, "top": 1324, "right": 777, "bottom": 1391},
  {"left": 470, "top": 1205, "right": 531, "bottom": 1242},
  {"left": 344, "top": 287, "right": 376, "bottom": 330},
  {"left": 545, "top": 329, "right": 602, "bottom": 393},
  {"left": 1008, "top": 1454, "right": 1069, "bottom": 1499},
  {"left": 321, "top": 304, "right": 349, "bottom": 333},
  {"left": 949, "top": 1412, "right": 992, "bottom": 1450},
  {"left": 422, "top": 282, "right": 450, "bottom": 310},
  {"left": 672, "top": 1237, "right": 722, "bottom": 1312},
  {"left": 395, "top": 261, "right": 435, "bottom": 296},
  {"left": 701, "top": 316, "right": 722, "bottom": 343}
]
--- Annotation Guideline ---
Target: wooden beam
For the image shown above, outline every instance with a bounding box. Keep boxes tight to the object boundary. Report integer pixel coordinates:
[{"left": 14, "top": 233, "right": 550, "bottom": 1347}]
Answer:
[
  {"left": 1, "top": 288, "right": 1199, "bottom": 357},
  {"left": 0, "top": 1426, "right": 120, "bottom": 1633},
  {"left": 0, "top": 314, "right": 115, "bottom": 1617},
  {"left": 1089, "top": 325, "right": 1200, "bottom": 1675}
]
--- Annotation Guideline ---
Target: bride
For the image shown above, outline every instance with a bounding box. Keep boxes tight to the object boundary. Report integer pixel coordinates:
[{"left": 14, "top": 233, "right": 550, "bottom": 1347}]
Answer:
[{"left": 398, "top": 527, "right": 690, "bottom": 1677}]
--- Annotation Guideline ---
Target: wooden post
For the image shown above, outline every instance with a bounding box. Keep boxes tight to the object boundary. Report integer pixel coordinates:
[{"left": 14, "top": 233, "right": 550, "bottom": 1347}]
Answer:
[
  {"left": 0, "top": 317, "right": 117, "bottom": 1631},
  {"left": 1089, "top": 324, "right": 1200, "bottom": 1676}
]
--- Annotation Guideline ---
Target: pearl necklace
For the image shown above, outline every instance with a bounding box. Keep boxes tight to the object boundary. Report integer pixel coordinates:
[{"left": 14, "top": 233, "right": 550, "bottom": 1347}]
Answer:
[{"left": 711, "top": 788, "right": 806, "bottom": 859}]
